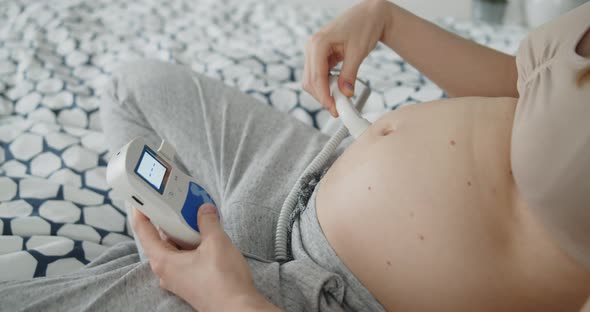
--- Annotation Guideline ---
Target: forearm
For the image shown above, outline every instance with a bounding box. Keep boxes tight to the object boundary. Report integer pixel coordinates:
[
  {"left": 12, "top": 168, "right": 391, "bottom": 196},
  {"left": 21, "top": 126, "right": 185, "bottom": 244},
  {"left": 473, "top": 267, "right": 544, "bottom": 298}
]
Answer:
[{"left": 381, "top": 1, "right": 518, "bottom": 98}]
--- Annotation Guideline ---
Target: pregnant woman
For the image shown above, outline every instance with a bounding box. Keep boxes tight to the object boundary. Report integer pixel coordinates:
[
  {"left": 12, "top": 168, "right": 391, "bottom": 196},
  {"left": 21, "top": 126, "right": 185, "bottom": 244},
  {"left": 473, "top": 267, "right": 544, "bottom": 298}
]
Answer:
[{"left": 1, "top": 0, "right": 589, "bottom": 311}]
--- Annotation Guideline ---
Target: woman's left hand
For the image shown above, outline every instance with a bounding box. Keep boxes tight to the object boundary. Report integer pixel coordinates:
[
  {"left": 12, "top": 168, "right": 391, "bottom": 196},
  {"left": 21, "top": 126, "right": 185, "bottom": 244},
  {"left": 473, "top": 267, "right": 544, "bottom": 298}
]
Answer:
[{"left": 132, "top": 203, "right": 279, "bottom": 312}]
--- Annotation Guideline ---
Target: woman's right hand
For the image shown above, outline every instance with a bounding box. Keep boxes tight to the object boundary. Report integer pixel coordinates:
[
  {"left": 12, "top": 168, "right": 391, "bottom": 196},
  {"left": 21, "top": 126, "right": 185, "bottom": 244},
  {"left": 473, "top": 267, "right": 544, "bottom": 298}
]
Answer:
[{"left": 302, "top": 0, "right": 394, "bottom": 117}]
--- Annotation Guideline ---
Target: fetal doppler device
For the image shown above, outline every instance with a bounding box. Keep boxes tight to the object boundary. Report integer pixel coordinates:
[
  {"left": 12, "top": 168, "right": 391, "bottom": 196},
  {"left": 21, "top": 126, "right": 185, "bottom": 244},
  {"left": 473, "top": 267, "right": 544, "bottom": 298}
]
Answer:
[
  {"left": 105, "top": 74, "right": 370, "bottom": 254},
  {"left": 274, "top": 74, "right": 372, "bottom": 261},
  {"left": 106, "top": 138, "right": 216, "bottom": 249}
]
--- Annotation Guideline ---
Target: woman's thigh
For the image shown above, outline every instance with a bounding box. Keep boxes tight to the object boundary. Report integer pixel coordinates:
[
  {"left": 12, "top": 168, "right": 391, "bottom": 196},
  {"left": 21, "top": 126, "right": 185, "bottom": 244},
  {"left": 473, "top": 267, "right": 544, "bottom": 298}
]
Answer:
[{"left": 100, "top": 60, "right": 329, "bottom": 258}]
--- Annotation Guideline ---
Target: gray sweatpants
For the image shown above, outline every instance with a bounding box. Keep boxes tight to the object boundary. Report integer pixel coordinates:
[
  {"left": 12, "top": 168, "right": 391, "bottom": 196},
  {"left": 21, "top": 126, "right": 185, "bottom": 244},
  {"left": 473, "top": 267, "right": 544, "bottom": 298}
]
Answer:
[{"left": 0, "top": 60, "right": 383, "bottom": 311}]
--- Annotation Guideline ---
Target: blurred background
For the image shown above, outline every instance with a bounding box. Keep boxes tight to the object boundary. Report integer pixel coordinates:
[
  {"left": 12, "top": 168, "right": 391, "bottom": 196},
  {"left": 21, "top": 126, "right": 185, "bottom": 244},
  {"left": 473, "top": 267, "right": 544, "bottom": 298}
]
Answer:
[{"left": 292, "top": 0, "right": 589, "bottom": 26}]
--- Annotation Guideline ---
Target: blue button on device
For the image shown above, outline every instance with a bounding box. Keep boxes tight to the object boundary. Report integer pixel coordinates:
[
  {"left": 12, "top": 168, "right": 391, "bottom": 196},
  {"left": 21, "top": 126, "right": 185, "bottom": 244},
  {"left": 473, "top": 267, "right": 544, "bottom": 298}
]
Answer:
[{"left": 180, "top": 182, "right": 216, "bottom": 232}]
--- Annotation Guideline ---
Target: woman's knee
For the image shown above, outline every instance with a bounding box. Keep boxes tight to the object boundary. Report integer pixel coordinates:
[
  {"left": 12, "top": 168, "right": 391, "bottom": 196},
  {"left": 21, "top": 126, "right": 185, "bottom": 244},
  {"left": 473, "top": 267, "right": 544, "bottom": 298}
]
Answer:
[{"left": 101, "top": 60, "right": 191, "bottom": 110}]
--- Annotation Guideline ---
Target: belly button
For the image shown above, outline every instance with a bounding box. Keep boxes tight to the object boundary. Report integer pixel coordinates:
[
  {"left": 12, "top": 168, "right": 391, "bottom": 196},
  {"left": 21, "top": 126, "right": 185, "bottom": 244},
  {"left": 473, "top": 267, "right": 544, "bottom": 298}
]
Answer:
[{"left": 379, "top": 125, "right": 396, "bottom": 136}]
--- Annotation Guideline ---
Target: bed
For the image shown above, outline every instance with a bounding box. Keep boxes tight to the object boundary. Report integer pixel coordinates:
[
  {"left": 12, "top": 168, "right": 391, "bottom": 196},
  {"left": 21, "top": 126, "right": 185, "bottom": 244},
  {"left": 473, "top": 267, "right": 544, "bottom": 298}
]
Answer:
[{"left": 0, "top": 0, "right": 527, "bottom": 281}]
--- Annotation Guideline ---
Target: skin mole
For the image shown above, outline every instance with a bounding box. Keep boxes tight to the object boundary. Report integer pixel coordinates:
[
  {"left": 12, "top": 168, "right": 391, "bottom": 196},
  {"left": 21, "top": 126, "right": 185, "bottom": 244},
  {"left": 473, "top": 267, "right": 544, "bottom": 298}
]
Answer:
[
  {"left": 386, "top": 260, "right": 392, "bottom": 266},
  {"left": 467, "top": 181, "right": 472, "bottom": 186},
  {"left": 419, "top": 235, "right": 425, "bottom": 241},
  {"left": 368, "top": 186, "right": 372, "bottom": 191},
  {"left": 450, "top": 139, "right": 456, "bottom": 146}
]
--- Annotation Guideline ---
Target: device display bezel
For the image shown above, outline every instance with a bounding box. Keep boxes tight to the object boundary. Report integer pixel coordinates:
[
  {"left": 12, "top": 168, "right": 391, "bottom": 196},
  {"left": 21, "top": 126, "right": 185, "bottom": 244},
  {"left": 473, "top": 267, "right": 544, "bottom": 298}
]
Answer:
[{"left": 134, "top": 145, "right": 171, "bottom": 194}]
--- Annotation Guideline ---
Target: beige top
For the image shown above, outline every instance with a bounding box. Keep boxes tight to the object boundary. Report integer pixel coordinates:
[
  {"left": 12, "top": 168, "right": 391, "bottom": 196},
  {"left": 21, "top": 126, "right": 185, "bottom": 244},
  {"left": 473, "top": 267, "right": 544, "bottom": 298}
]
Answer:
[{"left": 512, "top": 2, "right": 590, "bottom": 270}]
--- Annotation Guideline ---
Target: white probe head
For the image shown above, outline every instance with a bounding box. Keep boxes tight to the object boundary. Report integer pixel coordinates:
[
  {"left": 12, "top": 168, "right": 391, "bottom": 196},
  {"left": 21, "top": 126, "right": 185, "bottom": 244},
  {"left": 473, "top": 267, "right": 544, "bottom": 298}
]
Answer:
[{"left": 329, "top": 75, "right": 371, "bottom": 138}]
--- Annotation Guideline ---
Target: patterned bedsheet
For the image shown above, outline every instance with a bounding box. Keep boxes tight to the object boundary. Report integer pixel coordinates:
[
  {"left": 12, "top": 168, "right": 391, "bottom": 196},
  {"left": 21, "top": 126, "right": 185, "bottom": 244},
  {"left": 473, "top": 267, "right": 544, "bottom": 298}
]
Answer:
[{"left": 0, "top": 0, "right": 527, "bottom": 281}]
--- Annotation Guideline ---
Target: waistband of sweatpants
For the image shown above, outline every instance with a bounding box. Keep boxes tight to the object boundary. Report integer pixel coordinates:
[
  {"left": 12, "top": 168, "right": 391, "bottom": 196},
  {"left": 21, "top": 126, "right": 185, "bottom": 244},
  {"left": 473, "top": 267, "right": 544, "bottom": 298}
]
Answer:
[{"left": 290, "top": 183, "right": 385, "bottom": 311}]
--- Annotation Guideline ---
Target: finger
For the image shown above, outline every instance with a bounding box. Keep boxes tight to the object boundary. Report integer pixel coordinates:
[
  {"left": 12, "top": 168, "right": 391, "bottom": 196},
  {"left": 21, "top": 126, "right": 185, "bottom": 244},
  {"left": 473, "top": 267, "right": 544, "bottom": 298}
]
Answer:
[
  {"left": 327, "top": 53, "right": 341, "bottom": 69},
  {"left": 197, "top": 203, "right": 223, "bottom": 240},
  {"left": 158, "top": 227, "right": 179, "bottom": 249},
  {"left": 158, "top": 227, "right": 167, "bottom": 240},
  {"left": 303, "top": 47, "right": 323, "bottom": 112},
  {"left": 338, "top": 46, "right": 364, "bottom": 98},
  {"left": 302, "top": 50, "right": 312, "bottom": 95},
  {"left": 309, "top": 36, "right": 337, "bottom": 117},
  {"left": 313, "top": 58, "right": 337, "bottom": 117},
  {"left": 132, "top": 208, "right": 179, "bottom": 257}
]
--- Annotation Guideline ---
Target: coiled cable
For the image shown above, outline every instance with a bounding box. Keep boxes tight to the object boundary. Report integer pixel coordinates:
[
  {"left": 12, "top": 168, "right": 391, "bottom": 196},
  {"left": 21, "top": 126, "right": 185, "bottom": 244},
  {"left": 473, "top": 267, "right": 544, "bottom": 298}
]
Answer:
[{"left": 274, "top": 77, "right": 371, "bottom": 262}]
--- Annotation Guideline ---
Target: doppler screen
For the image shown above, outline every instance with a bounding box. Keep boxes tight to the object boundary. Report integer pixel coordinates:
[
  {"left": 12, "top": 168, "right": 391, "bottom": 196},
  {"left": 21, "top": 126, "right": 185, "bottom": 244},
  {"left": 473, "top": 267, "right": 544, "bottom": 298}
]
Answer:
[{"left": 135, "top": 147, "right": 168, "bottom": 193}]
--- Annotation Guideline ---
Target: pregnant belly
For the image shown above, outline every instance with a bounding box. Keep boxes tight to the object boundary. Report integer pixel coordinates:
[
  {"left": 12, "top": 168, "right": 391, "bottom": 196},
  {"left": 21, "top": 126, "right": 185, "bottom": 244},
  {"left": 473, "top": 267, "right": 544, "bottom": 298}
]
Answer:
[{"left": 316, "top": 97, "right": 589, "bottom": 311}]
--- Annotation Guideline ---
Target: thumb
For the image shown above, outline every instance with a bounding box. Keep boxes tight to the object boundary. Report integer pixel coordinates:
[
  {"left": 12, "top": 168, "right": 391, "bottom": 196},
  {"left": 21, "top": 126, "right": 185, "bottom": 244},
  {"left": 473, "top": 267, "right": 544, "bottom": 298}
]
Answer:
[
  {"left": 197, "top": 203, "right": 221, "bottom": 239},
  {"left": 338, "top": 48, "right": 363, "bottom": 97}
]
